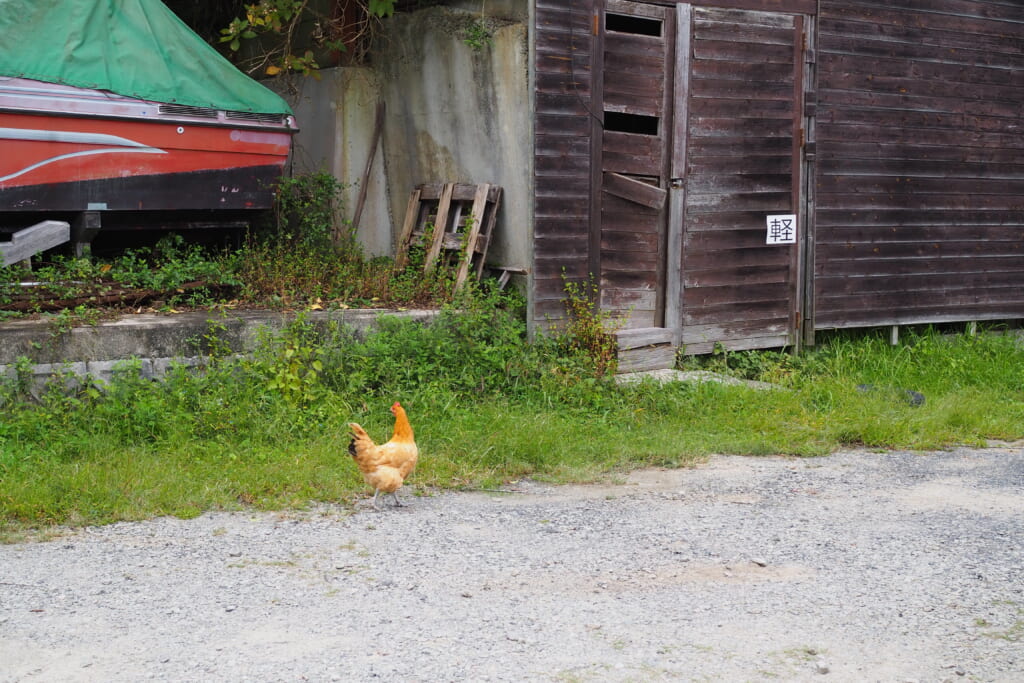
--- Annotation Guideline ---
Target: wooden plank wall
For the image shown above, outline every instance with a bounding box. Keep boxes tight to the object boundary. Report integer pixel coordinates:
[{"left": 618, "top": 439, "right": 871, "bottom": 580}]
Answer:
[
  {"left": 599, "top": 2, "right": 672, "bottom": 329},
  {"left": 680, "top": 7, "right": 799, "bottom": 351},
  {"left": 814, "top": 0, "right": 1024, "bottom": 329},
  {"left": 533, "top": 1, "right": 597, "bottom": 330}
]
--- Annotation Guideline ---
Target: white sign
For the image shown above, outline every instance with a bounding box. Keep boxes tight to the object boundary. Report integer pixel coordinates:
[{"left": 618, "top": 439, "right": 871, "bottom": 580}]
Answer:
[{"left": 766, "top": 214, "right": 797, "bottom": 244}]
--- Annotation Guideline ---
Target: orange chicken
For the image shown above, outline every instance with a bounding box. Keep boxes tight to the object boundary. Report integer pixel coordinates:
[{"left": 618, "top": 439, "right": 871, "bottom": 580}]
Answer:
[{"left": 348, "top": 402, "right": 419, "bottom": 510}]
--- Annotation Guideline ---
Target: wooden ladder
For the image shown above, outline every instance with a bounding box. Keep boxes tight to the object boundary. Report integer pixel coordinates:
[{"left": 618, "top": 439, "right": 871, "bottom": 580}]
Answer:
[{"left": 395, "top": 183, "right": 502, "bottom": 292}]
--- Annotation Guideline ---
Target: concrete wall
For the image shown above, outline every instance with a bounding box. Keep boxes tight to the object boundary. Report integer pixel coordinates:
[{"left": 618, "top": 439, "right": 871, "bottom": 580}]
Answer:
[
  {"left": 283, "top": 4, "right": 532, "bottom": 272},
  {"left": 0, "top": 309, "right": 438, "bottom": 393},
  {"left": 444, "top": 0, "right": 527, "bottom": 20},
  {"left": 376, "top": 6, "right": 531, "bottom": 270},
  {"left": 286, "top": 68, "right": 393, "bottom": 257}
]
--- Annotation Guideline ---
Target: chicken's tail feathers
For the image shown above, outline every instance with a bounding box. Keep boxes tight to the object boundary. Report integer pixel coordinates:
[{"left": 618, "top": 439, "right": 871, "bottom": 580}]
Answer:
[{"left": 348, "top": 422, "right": 371, "bottom": 458}]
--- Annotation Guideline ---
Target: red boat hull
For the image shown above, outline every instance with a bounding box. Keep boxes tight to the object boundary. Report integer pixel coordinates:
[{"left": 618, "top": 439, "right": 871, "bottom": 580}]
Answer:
[{"left": 0, "top": 77, "right": 296, "bottom": 214}]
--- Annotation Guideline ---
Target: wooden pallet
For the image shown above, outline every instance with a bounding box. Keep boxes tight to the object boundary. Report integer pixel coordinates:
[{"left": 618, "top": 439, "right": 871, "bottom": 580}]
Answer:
[{"left": 395, "top": 183, "right": 502, "bottom": 291}]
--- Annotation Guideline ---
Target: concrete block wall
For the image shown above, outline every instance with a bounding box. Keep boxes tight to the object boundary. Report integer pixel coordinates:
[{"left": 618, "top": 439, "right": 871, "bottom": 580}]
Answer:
[{"left": 0, "top": 309, "right": 438, "bottom": 395}]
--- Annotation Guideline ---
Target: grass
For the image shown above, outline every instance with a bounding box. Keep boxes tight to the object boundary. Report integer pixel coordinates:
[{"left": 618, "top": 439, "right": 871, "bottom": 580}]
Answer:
[
  {"left": 2, "top": 298, "right": 1023, "bottom": 539},
  {"left": 1, "top": 172, "right": 1023, "bottom": 538}
]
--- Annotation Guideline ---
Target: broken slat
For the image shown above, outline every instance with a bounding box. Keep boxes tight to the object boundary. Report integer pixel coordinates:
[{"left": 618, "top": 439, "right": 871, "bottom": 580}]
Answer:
[{"left": 602, "top": 172, "right": 667, "bottom": 210}]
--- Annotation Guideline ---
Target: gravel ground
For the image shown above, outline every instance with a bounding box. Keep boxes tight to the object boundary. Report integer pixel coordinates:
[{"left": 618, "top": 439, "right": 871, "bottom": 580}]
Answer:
[{"left": 2, "top": 446, "right": 1023, "bottom": 682}]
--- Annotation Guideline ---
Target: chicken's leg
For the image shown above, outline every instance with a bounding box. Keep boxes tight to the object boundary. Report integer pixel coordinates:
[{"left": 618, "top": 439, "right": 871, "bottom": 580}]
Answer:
[{"left": 390, "top": 491, "right": 404, "bottom": 507}]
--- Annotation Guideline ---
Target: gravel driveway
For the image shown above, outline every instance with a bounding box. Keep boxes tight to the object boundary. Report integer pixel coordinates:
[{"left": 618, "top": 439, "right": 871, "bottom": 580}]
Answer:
[{"left": 2, "top": 446, "right": 1022, "bottom": 682}]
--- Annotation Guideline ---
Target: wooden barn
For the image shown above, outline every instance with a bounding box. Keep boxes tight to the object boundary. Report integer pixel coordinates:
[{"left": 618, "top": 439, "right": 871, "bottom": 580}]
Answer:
[{"left": 530, "top": 0, "right": 1024, "bottom": 368}]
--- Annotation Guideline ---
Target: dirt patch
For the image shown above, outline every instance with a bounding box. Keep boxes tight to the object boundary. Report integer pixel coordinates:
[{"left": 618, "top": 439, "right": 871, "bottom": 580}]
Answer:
[{"left": 901, "top": 479, "right": 1022, "bottom": 516}]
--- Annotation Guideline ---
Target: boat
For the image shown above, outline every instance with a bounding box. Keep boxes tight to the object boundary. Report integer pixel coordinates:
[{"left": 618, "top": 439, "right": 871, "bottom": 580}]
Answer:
[
  {"left": 0, "top": 0, "right": 297, "bottom": 229},
  {"left": 0, "top": 76, "right": 296, "bottom": 213}
]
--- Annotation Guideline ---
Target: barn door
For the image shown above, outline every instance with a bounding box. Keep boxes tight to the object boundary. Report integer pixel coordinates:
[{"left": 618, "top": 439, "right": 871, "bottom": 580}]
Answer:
[
  {"left": 667, "top": 5, "right": 809, "bottom": 353},
  {"left": 597, "top": 0, "right": 674, "bottom": 329}
]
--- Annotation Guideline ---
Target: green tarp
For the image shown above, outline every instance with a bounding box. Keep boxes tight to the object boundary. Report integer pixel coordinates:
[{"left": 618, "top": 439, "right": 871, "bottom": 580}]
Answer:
[{"left": 0, "top": 0, "right": 292, "bottom": 114}]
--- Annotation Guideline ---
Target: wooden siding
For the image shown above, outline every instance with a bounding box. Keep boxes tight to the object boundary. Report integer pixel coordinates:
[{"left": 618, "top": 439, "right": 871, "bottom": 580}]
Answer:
[
  {"left": 532, "top": 0, "right": 1024, "bottom": 350},
  {"left": 644, "top": 0, "right": 817, "bottom": 11},
  {"left": 678, "top": 7, "right": 803, "bottom": 352},
  {"left": 533, "top": 1, "right": 597, "bottom": 329},
  {"left": 599, "top": 0, "right": 673, "bottom": 329},
  {"left": 813, "top": 0, "right": 1024, "bottom": 329}
]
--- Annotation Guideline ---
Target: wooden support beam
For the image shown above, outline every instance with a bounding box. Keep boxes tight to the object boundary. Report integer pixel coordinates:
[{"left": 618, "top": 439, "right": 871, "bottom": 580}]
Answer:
[
  {"left": 0, "top": 221, "right": 71, "bottom": 266},
  {"left": 72, "top": 212, "right": 102, "bottom": 258}
]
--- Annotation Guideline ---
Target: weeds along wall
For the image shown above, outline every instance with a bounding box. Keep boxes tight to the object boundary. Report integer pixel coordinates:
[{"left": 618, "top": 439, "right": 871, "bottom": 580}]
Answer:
[{"left": 282, "top": 4, "right": 532, "bottom": 275}]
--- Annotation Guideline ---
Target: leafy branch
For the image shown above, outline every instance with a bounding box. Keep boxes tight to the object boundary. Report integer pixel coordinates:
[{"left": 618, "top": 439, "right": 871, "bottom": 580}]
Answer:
[{"left": 219, "top": 0, "right": 397, "bottom": 77}]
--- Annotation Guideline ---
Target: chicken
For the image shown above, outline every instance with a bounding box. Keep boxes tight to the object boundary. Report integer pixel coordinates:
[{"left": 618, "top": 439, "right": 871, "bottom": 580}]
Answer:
[{"left": 348, "top": 401, "right": 419, "bottom": 510}]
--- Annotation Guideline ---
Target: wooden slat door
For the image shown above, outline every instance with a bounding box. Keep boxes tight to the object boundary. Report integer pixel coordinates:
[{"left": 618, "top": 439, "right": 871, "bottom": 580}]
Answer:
[
  {"left": 597, "top": 0, "right": 674, "bottom": 329},
  {"left": 668, "top": 5, "right": 808, "bottom": 353}
]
